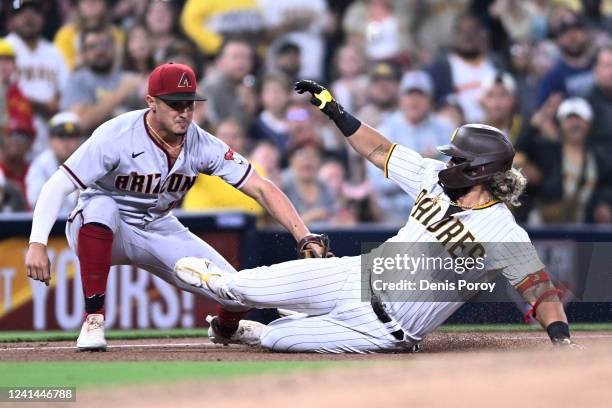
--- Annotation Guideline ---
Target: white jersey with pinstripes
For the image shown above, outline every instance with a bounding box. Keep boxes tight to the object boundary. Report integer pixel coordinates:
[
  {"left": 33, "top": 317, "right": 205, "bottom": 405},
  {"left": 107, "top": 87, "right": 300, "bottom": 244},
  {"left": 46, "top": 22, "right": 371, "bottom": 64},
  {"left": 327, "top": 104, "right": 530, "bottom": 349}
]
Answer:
[
  {"left": 381, "top": 144, "right": 544, "bottom": 340},
  {"left": 61, "top": 109, "right": 253, "bottom": 226},
  {"left": 212, "top": 143, "right": 545, "bottom": 351}
]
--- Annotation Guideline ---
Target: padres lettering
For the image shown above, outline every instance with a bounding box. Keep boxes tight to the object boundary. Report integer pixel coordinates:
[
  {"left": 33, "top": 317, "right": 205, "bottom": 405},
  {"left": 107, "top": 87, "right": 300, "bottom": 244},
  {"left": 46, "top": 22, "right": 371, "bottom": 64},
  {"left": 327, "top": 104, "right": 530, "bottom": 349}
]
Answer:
[
  {"left": 114, "top": 173, "right": 196, "bottom": 194},
  {"left": 411, "top": 189, "right": 485, "bottom": 259}
]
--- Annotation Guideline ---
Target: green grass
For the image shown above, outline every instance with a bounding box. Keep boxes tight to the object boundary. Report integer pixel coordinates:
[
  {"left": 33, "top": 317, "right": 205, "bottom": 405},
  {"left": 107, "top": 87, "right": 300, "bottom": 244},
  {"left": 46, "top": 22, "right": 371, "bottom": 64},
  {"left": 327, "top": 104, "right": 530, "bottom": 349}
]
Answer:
[
  {"left": 0, "top": 361, "right": 338, "bottom": 388},
  {"left": 0, "top": 328, "right": 207, "bottom": 343}
]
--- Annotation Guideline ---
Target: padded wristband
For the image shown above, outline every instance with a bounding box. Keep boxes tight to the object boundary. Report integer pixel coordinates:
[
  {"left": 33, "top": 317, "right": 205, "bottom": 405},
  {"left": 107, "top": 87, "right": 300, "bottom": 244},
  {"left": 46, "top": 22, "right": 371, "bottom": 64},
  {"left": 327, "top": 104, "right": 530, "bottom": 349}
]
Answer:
[
  {"left": 333, "top": 110, "right": 362, "bottom": 137},
  {"left": 546, "top": 321, "right": 570, "bottom": 342}
]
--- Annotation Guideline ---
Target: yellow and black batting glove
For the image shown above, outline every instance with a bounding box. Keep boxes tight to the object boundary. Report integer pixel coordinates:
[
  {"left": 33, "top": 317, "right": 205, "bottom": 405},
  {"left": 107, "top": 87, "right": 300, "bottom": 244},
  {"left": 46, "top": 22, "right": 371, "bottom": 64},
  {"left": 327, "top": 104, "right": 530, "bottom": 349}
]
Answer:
[{"left": 294, "top": 80, "right": 343, "bottom": 120}]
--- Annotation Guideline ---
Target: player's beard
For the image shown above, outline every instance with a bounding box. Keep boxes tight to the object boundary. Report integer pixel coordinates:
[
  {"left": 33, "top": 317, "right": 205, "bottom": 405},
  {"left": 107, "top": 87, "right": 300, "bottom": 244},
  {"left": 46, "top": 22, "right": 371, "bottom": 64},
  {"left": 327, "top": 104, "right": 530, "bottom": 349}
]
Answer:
[{"left": 439, "top": 182, "right": 472, "bottom": 202}]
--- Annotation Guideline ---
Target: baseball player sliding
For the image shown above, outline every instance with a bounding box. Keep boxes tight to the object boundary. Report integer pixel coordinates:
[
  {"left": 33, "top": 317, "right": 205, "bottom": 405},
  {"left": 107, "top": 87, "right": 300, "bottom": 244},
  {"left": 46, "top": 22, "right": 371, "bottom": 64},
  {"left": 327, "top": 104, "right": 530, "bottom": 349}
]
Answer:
[
  {"left": 175, "top": 80, "right": 579, "bottom": 353},
  {"left": 25, "top": 63, "right": 326, "bottom": 351}
]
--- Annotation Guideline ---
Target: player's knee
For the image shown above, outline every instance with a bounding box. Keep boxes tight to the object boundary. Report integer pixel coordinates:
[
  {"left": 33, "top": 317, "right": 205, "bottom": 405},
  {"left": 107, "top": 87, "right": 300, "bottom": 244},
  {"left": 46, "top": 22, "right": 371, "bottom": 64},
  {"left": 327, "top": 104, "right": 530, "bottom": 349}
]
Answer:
[
  {"left": 82, "top": 195, "right": 120, "bottom": 232},
  {"left": 259, "top": 326, "right": 292, "bottom": 351}
]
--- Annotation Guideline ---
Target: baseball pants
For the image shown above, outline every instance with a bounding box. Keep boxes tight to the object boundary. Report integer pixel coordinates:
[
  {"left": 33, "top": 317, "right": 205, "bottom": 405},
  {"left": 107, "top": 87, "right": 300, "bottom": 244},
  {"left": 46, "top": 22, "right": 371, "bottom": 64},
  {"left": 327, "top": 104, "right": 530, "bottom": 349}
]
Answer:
[
  {"left": 66, "top": 194, "right": 248, "bottom": 312},
  {"left": 214, "top": 256, "right": 414, "bottom": 353}
]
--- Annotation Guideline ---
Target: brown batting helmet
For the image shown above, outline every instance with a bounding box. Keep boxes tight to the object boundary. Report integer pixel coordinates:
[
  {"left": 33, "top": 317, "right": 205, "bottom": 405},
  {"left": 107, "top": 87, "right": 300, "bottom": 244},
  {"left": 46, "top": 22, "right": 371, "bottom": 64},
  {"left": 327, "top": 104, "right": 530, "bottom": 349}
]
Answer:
[{"left": 436, "top": 124, "right": 515, "bottom": 189}]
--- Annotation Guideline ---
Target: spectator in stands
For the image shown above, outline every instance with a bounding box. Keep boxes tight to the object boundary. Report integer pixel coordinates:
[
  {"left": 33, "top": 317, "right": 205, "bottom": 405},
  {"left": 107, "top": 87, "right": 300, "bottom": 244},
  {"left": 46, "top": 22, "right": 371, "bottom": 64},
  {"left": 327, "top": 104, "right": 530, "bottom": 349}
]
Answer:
[
  {"left": 60, "top": 25, "right": 143, "bottom": 133},
  {"left": 426, "top": 13, "right": 501, "bottom": 122},
  {"left": 25, "top": 112, "right": 81, "bottom": 215},
  {"left": 349, "top": 62, "right": 400, "bottom": 183},
  {"left": 0, "top": 39, "right": 33, "bottom": 137},
  {"left": 5, "top": 0, "right": 68, "bottom": 157},
  {"left": 318, "top": 159, "right": 357, "bottom": 225},
  {"left": 585, "top": 46, "right": 612, "bottom": 149},
  {"left": 356, "top": 62, "right": 400, "bottom": 129},
  {"left": 434, "top": 95, "right": 465, "bottom": 129},
  {"left": 0, "top": 168, "right": 27, "bottom": 213},
  {"left": 144, "top": 0, "right": 183, "bottom": 65},
  {"left": 507, "top": 40, "right": 555, "bottom": 120},
  {"left": 377, "top": 70, "right": 453, "bottom": 156},
  {"left": 413, "top": 0, "right": 469, "bottom": 65},
  {"left": 0, "top": 116, "right": 35, "bottom": 197},
  {"left": 330, "top": 43, "right": 369, "bottom": 113},
  {"left": 285, "top": 103, "right": 324, "bottom": 159},
  {"left": 180, "top": 0, "right": 262, "bottom": 57},
  {"left": 342, "top": 0, "right": 412, "bottom": 64},
  {"left": 525, "top": 97, "right": 600, "bottom": 224},
  {"left": 270, "top": 41, "right": 301, "bottom": 84},
  {"left": 122, "top": 24, "right": 155, "bottom": 76},
  {"left": 487, "top": 0, "right": 541, "bottom": 43},
  {"left": 182, "top": 119, "right": 264, "bottom": 218},
  {"left": 250, "top": 75, "right": 291, "bottom": 149},
  {"left": 480, "top": 71, "right": 524, "bottom": 144},
  {"left": 250, "top": 140, "right": 281, "bottom": 187},
  {"left": 201, "top": 38, "right": 257, "bottom": 129},
  {"left": 367, "top": 70, "right": 454, "bottom": 225},
  {"left": 54, "top": 0, "right": 125, "bottom": 71},
  {"left": 536, "top": 8, "right": 595, "bottom": 106},
  {"left": 260, "top": 0, "right": 331, "bottom": 81},
  {"left": 282, "top": 142, "right": 336, "bottom": 224}
]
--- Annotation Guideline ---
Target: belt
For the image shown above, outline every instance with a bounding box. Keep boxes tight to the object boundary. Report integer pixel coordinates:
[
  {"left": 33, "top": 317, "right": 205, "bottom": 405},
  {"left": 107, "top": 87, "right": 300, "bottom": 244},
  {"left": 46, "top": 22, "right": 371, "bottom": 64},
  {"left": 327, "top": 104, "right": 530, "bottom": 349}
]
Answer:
[{"left": 370, "top": 296, "right": 405, "bottom": 341}]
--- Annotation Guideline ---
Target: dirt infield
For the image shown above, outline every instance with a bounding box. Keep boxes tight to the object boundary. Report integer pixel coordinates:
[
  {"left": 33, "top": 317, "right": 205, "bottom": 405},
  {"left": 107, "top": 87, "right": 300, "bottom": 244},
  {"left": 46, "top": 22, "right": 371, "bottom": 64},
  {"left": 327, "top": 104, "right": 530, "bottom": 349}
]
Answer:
[
  {"left": 1, "top": 330, "right": 611, "bottom": 362},
  {"left": 3, "top": 332, "right": 612, "bottom": 407}
]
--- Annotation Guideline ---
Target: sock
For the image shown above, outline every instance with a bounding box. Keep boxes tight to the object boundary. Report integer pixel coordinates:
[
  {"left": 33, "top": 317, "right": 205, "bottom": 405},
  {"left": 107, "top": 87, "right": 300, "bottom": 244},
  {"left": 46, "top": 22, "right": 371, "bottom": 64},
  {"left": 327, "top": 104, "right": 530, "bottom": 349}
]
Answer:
[
  {"left": 78, "top": 223, "right": 113, "bottom": 317},
  {"left": 214, "top": 306, "right": 247, "bottom": 337}
]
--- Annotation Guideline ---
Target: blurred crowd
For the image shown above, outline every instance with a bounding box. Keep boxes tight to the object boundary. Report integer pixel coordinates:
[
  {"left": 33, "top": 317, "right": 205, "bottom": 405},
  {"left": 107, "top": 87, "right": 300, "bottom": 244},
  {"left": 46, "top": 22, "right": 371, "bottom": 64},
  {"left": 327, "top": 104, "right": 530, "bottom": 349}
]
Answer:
[{"left": 0, "top": 0, "right": 611, "bottom": 227}]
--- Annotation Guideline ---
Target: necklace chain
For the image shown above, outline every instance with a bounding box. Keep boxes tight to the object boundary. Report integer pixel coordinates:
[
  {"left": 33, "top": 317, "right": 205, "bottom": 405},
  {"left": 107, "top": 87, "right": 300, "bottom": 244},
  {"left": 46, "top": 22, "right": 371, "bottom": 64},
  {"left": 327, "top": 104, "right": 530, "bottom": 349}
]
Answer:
[
  {"left": 432, "top": 194, "right": 496, "bottom": 210},
  {"left": 146, "top": 118, "right": 184, "bottom": 153}
]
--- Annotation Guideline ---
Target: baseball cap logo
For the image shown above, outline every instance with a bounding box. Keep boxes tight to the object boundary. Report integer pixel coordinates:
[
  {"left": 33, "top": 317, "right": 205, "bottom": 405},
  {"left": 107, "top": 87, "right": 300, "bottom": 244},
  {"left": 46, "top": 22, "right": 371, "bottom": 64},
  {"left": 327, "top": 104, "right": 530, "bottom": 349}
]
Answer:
[{"left": 177, "top": 72, "right": 192, "bottom": 88}]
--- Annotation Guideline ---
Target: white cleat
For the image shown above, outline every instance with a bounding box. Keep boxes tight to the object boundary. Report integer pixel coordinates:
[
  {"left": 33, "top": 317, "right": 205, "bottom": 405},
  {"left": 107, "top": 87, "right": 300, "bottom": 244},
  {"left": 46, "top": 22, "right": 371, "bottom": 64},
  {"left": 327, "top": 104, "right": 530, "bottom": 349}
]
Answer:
[
  {"left": 76, "top": 314, "right": 107, "bottom": 351},
  {"left": 174, "top": 257, "right": 223, "bottom": 291},
  {"left": 206, "top": 315, "right": 264, "bottom": 346}
]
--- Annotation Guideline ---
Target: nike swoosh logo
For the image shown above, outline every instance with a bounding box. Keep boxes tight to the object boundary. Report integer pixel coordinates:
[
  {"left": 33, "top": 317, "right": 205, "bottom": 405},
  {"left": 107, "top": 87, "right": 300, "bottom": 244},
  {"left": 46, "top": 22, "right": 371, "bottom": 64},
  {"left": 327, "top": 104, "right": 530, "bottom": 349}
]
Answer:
[{"left": 132, "top": 151, "right": 145, "bottom": 158}]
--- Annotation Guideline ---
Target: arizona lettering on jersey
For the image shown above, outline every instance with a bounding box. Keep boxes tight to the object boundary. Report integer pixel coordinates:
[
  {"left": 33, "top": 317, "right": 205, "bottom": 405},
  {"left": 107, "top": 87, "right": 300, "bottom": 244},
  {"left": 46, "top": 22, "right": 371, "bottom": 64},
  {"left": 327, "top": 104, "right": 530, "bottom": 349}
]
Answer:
[{"left": 61, "top": 109, "right": 253, "bottom": 226}]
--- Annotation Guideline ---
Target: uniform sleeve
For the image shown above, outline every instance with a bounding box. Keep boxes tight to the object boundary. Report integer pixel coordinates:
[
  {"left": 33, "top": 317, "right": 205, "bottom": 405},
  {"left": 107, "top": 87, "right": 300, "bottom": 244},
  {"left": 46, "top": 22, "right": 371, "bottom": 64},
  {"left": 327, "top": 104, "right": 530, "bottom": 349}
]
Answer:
[
  {"left": 198, "top": 135, "right": 253, "bottom": 189},
  {"left": 60, "top": 124, "right": 120, "bottom": 189},
  {"left": 384, "top": 144, "right": 446, "bottom": 200},
  {"left": 485, "top": 225, "right": 545, "bottom": 286}
]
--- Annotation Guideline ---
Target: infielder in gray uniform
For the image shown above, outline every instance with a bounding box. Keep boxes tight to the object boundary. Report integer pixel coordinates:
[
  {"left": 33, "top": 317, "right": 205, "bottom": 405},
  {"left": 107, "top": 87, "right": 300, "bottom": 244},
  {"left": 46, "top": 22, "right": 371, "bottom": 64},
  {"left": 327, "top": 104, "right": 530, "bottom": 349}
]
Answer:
[
  {"left": 24, "top": 63, "right": 325, "bottom": 350},
  {"left": 175, "top": 80, "right": 579, "bottom": 353}
]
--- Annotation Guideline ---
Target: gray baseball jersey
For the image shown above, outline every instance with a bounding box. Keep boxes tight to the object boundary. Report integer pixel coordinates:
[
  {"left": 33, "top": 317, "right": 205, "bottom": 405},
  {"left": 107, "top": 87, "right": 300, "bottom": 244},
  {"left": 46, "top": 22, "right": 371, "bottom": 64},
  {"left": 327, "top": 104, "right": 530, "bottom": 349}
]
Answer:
[
  {"left": 62, "top": 109, "right": 253, "bottom": 311},
  {"left": 198, "top": 144, "right": 545, "bottom": 352},
  {"left": 62, "top": 109, "right": 253, "bottom": 227}
]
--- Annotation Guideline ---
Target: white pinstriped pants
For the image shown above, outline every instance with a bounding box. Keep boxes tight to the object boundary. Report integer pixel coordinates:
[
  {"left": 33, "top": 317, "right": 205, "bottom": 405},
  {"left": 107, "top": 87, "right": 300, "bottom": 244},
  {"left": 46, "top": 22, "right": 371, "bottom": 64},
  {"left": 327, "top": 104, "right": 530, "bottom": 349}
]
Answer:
[{"left": 217, "top": 257, "right": 414, "bottom": 353}]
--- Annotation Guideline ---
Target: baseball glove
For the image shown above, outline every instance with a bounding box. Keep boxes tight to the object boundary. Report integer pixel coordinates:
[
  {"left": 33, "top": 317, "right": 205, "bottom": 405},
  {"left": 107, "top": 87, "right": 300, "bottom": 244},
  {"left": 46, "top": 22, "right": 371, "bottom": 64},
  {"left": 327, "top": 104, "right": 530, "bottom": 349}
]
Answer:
[{"left": 297, "top": 233, "right": 333, "bottom": 259}]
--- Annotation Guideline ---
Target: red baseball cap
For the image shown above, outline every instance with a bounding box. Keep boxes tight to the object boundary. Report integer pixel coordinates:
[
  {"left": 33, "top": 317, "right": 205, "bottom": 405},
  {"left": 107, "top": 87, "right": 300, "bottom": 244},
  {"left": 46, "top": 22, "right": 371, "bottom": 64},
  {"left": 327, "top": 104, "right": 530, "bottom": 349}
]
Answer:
[{"left": 148, "top": 62, "right": 206, "bottom": 101}]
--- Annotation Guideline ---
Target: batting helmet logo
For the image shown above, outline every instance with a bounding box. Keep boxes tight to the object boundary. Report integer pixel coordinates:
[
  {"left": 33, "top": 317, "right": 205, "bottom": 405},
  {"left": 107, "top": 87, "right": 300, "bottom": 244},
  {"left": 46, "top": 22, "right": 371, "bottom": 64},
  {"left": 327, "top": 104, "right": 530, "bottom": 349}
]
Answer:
[{"left": 436, "top": 124, "right": 515, "bottom": 189}]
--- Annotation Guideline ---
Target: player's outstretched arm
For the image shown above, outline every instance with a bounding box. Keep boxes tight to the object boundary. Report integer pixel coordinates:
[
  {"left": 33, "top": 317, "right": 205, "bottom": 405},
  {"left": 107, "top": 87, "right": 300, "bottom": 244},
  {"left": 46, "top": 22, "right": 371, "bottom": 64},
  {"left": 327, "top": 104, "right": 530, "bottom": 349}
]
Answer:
[
  {"left": 25, "top": 170, "right": 78, "bottom": 286},
  {"left": 241, "top": 170, "right": 323, "bottom": 253},
  {"left": 516, "top": 270, "right": 579, "bottom": 347},
  {"left": 294, "top": 80, "right": 393, "bottom": 170}
]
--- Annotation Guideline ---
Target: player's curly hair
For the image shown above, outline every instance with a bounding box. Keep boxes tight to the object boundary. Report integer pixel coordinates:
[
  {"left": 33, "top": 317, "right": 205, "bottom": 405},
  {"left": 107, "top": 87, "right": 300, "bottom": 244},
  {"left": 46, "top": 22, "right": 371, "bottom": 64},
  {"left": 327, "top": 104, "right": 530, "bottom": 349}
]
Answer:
[{"left": 486, "top": 168, "right": 527, "bottom": 207}]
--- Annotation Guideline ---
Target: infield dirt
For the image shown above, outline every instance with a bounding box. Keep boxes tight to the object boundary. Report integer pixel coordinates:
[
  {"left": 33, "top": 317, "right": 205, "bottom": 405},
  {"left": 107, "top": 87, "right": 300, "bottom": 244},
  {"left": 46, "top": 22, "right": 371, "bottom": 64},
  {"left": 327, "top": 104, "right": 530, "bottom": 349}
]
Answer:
[{"left": 2, "top": 331, "right": 612, "bottom": 407}]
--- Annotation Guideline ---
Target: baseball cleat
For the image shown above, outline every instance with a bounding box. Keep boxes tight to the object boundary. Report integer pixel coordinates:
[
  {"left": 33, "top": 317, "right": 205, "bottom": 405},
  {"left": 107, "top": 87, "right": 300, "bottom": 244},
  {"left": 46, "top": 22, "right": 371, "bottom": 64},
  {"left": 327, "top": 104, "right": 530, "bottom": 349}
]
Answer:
[
  {"left": 206, "top": 315, "right": 264, "bottom": 346},
  {"left": 174, "top": 257, "right": 222, "bottom": 291},
  {"left": 76, "top": 314, "right": 107, "bottom": 351}
]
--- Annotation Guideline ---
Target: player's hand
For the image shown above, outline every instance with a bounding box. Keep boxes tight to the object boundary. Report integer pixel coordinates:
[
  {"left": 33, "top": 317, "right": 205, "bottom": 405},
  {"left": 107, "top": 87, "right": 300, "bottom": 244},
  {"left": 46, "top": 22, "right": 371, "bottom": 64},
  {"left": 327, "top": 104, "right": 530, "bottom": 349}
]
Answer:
[
  {"left": 25, "top": 242, "right": 51, "bottom": 286},
  {"left": 297, "top": 233, "right": 334, "bottom": 258},
  {"left": 294, "top": 80, "right": 342, "bottom": 120}
]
